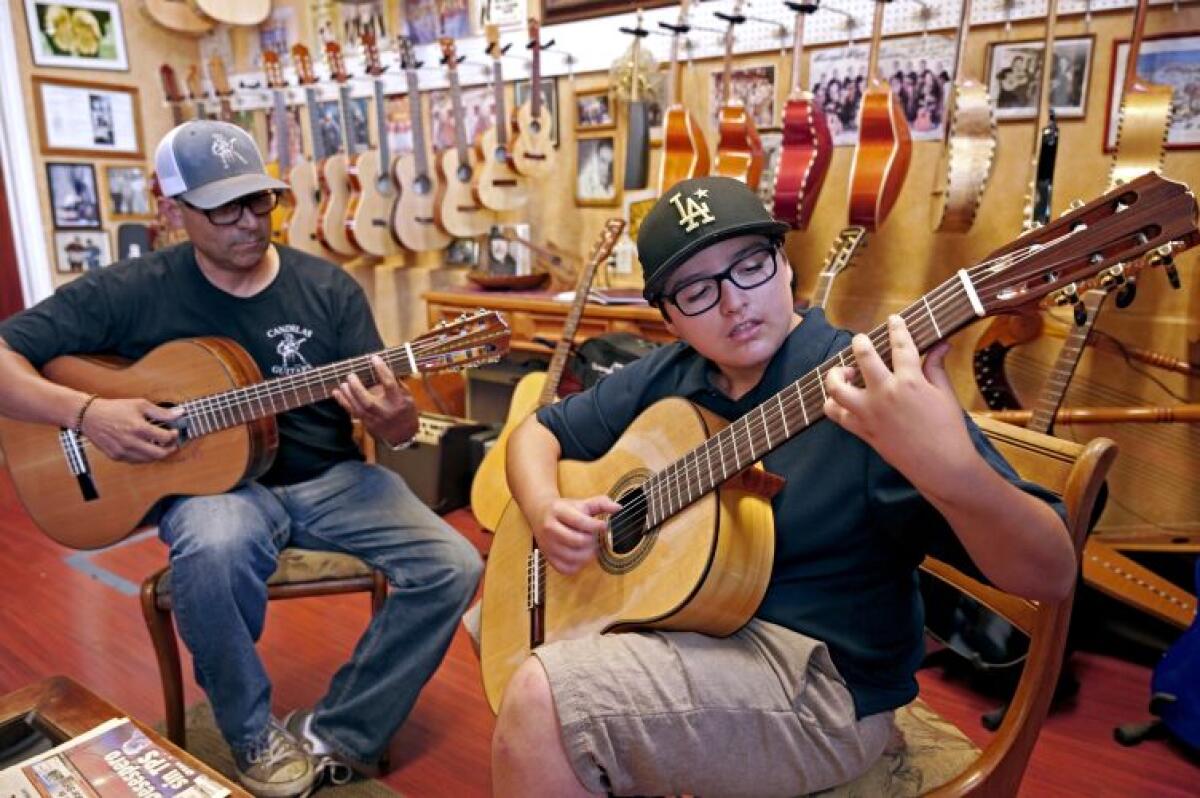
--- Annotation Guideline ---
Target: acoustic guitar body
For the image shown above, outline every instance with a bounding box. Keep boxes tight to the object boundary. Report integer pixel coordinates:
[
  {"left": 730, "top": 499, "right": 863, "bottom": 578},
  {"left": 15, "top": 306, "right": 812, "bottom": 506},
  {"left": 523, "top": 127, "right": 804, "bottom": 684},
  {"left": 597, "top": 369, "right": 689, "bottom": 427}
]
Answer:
[
  {"left": 713, "top": 105, "right": 764, "bottom": 190},
  {"left": 932, "top": 80, "right": 997, "bottom": 233},
  {"left": 1109, "top": 83, "right": 1174, "bottom": 188},
  {"left": 510, "top": 106, "right": 556, "bottom": 179},
  {"left": 773, "top": 95, "right": 833, "bottom": 230},
  {"left": 188, "top": 0, "right": 269, "bottom": 27},
  {"left": 470, "top": 371, "right": 547, "bottom": 532},
  {"left": 317, "top": 154, "right": 358, "bottom": 257},
  {"left": 140, "top": 0, "right": 213, "bottom": 36},
  {"left": 480, "top": 397, "right": 775, "bottom": 713},
  {"left": 392, "top": 155, "right": 451, "bottom": 252},
  {"left": 284, "top": 161, "right": 329, "bottom": 258},
  {"left": 0, "top": 339, "right": 275, "bottom": 550},
  {"left": 475, "top": 129, "right": 529, "bottom": 212},
  {"left": 436, "top": 148, "right": 493, "bottom": 239},
  {"left": 972, "top": 311, "right": 1044, "bottom": 412},
  {"left": 658, "top": 105, "right": 711, "bottom": 194},
  {"left": 847, "top": 87, "right": 912, "bottom": 231},
  {"left": 346, "top": 151, "right": 400, "bottom": 258}
]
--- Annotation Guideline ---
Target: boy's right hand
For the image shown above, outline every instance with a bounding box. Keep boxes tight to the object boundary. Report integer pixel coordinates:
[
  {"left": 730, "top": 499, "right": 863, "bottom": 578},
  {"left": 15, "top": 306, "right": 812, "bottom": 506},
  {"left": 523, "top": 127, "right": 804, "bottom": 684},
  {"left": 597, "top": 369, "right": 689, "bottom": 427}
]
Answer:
[{"left": 531, "top": 495, "right": 622, "bottom": 575}]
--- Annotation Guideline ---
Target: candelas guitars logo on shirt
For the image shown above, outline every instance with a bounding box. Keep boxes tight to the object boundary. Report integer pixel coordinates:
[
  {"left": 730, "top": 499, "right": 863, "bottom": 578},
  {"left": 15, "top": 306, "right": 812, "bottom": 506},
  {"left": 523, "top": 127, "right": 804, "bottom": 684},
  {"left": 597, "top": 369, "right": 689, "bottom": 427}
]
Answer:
[{"left": 267, "top": 324, "right": 313, "bottom": 376}]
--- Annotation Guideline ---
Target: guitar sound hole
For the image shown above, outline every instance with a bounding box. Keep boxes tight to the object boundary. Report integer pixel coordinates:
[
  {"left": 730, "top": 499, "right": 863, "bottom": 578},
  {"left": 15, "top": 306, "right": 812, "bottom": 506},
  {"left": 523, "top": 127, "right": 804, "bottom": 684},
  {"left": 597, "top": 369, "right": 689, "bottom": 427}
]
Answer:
[
  {"left": 457, "top": 165, "right": 472, "bottom": 182},
  {"left": 494, "top": 146, "right": 507, "bottom": 161},
  {"left": 530, "top": 121, "right": 542, "bottom": 134},
  {"left": 413, "top": 176, "right": 432, "bottom": 195},
  {"left": 608, "top": 487, "right": 647, "bottom": 555}
]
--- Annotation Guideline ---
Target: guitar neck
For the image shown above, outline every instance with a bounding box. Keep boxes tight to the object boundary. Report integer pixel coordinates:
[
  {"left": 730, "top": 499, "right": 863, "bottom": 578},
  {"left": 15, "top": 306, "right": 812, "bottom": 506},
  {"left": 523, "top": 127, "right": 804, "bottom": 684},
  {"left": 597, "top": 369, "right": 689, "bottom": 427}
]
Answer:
[
  {"left": 406, "top": 68, "right": 431, "bottom": 176},
  {"left": 1027, "top": 290, "right": 1107, "bottom": 434},
  {"left": 538, "top": 263, "right": 604, "bottom": 407},
  {"left": 339, "top": 83, "right": 357, "bottom": 155},
  {"left": 304, "top": 86, "right": 326, "bottom": 160},
  {"left": 811, "top": 227, "right": 865, "bottom": 310},
  {"left": 643, "top": 272, "right": 980, "bottom": 527},
  {"left": 1125, "top": 0, "right": 1152, "bottom": 93},
  {"left": 788, "top": 12, "right": 805, "bottom": 97},
  {"left": 273, "top": 90, "right": 291, "bottom": 173},
  {"left": 866, "top": 1, "right": 885, "bottom": 82},
  {"left": 374, "top": 77, "right": 391, "bottom": 170},
  {"left": 492, "top": 60, "right": 508, "bottom": 147},
  {"left": 448, "top": 69, "right": 470, "bottom": 164}
]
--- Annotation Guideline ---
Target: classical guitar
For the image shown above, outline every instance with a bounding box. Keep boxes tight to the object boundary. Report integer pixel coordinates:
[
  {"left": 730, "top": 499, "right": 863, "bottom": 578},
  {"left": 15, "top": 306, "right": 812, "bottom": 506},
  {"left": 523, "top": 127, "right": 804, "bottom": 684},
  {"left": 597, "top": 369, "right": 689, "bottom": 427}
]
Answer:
[
  {"left": 931, "top": 0, "right": 996, "bottom": 233},
  {"left": 0, "top": 312, "right": 510, "bottom": 550},
  {"left": 712, "top": 0, "right": 763, "bottom": 190},
  {"left": 263, "top": 50, "right": 297, "bottom": 246},
  {"left": 150, "top": 65, "right": 190, "bottom": 250},
  {"left": 772, "top": 1, "right": 832, "bottom": 231},
  {"left": 475, "top": 24, "right": 529, "bottom": 212},
  {"left": 391, "top": 36, "right": 452, "bottom": 253},
  {"left": 510, "top": 18, "right": 557, "bottom": 179},
  {"left": 436, "top": 37, "right": 494, "bottom": 239},
  {"left": 847, "top": 0, "right": 912, "bottom": 231},
  {"left": 1021, "top": 0, "right": 1061, "bottom": 231},
  {"left": 469, "top": 220, "right": 625, "bottom": 533},
  {"left": 189, "top": 0, "right": 269, "bottom": 27},
  {"left": 285, "top": 44, "right": 331, "bottom": 259},
  {"left": 317, "top": 41, "right": 362, "bottom": 257},
  {"left": 1109, "top": 0, "right": 1173, "bottom": 189},
  {"left": 479, "top": 173, "right": 1199, "bottom": 711},
  {"left": 808, "top": 226, "right": 867, "bottom": 310},
  {"left": 346, "top": 30, "right": 402, "bottom": 259},
  {"left": 140, "top": 0, "right": 213, "bottom": 37},
  {"left": 657, "top": 0, "right": 710, "bottom": 194}
]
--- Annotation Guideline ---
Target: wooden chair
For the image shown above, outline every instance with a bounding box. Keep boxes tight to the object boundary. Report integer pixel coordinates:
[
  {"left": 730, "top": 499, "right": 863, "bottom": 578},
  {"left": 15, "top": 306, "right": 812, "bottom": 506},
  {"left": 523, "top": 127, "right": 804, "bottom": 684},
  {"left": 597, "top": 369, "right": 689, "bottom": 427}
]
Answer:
[
  {"left": 139, "top": 430, "right": 389, "bottom": 749},
  {"left": 819, "top": 416, "right": 1117, "bottom": 797}
]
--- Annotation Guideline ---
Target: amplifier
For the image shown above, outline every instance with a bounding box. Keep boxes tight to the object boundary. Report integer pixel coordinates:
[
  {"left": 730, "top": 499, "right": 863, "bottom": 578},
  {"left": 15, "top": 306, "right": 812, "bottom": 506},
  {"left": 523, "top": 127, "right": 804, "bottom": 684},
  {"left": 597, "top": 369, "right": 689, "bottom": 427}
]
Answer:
[{"left": 374, "top": 413, "right": 493, "bottom": 514}]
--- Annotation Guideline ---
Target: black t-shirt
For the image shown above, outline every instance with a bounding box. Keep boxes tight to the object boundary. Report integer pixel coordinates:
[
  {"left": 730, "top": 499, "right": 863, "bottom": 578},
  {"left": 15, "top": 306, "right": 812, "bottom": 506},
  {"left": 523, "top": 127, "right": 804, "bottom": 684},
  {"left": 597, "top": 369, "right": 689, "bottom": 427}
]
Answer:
[
  {"left": 0, "top": 243, "right": 383, "bottom": 486},
  {"left": 536, "top": 309, "right": 1066, "bottom": 718}
]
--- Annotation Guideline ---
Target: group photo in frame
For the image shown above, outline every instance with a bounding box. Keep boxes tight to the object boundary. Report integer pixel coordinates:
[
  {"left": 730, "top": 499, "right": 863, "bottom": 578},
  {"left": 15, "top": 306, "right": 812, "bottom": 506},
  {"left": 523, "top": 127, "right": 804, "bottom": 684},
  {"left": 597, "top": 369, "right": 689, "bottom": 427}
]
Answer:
[
  {"left": 575, "top": 134, "right": 619, "bottom": 206},
  {"left": 1105, "top": 31, "right": 1200, "bottom": 151},
  {"left": 428, "top": 86, "right": 494, "bottom": 152},
  {"left": 710, "top": 64, "right": 780, "bottom": 132},
  {"left": 33, "top": 77, "right": 143, "bottom": 159},
  {"left": 514, "top": 79, "right": 560, "bottom": 147},
  {"left": 986, "top": 36, "right": 1095, "bottom": 121},
  {"left": 46, "top": 162, "right": 101, "bottom": 229},
  {"left": 53, "top": 230, "right": 111, "bottom": 273},
  {"left": 24, "top": 0, "right": 128, "bottom": 71},
  {"left": 575, "top": 88, "right": 615, "bottom": 131},
  {"left": 103, "top": 165, "right": 152, "bottom": 219}
]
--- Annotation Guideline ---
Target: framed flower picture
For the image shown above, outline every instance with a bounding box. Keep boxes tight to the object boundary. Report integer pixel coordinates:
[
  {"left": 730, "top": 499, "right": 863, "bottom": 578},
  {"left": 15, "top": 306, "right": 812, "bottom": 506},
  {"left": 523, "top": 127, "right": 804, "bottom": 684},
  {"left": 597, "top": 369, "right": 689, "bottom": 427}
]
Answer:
[{"left": 24, "top": 0, "right": 128, "bottom": 71}]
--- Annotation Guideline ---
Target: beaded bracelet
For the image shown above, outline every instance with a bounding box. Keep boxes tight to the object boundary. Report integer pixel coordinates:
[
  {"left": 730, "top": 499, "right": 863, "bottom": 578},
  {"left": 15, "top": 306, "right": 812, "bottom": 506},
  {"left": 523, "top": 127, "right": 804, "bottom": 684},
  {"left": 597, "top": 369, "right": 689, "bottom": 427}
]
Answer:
[{"left": 73, "top": 393, "right": 98, "bottom": 434}]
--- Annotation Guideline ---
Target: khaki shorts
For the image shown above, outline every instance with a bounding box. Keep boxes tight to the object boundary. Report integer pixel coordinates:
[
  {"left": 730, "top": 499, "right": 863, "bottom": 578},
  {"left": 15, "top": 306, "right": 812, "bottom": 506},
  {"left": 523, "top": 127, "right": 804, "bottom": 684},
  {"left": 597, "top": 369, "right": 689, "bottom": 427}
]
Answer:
[{"left": 533, "top": 619, "right": 893, "bottom": 798}]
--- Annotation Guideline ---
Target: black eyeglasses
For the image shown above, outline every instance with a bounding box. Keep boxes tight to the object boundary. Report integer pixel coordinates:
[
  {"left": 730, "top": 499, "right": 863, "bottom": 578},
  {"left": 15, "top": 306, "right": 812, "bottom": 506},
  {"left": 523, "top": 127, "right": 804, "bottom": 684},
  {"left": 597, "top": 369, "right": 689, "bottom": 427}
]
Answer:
[
  {"left": 661, "top": 247, "right": 779, "bottom": 317},
  {"left": 183, "top": 191, "right": 279, "bottom": 226}
]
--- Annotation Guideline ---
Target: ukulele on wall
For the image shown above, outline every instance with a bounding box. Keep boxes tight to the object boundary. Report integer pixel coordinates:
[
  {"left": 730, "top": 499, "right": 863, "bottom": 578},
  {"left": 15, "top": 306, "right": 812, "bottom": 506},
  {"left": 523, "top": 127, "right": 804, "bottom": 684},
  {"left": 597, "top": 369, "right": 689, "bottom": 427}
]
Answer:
[
  {"left": 510, "top": 18, "right": 557, "bottom": 178},
  {"left": 262, "top": 50, "right": 297, "bottom": 246},
  {"left": 931, "top": 0, "right": 996, "bottom": 233},
  {"left": 391, "top": 36, "right": 451, "bottom": 253},
  {"left": 772, "top": 0, "right": 832, "bottom": 231},
  {"left": 712, "top": 0, "right": 763, "bottom": 190},
  {"left": 657, "top": 0, "right": 709, "bottom": 194},
  {"left": 436, "top": 37, "right": 494, "bottom": 239},
  {"left": 847, "top": 0, "right": 911, "bottom": 231},
  {"left": 475, "top": 24, "right": 529, "bottom": 212},
  {"left": 285, "top": 44, "right": 331, "bottom": 258},
  {"left": 317, "top": 40, "right": 363, "bottom": 257},
  {"left": 346, "top": 29, "right": 402, "bottom": 259}
]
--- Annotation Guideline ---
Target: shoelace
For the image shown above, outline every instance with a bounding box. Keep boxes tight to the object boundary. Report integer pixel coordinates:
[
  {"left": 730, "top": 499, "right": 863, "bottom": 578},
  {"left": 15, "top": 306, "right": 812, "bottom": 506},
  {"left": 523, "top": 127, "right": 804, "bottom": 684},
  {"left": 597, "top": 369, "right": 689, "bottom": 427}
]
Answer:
[
  {"left": 315, "top": 755, "right": 354, "bottom": 786},
  {"left": 248, "top": 722, "right": 303, "bottom": 768}
]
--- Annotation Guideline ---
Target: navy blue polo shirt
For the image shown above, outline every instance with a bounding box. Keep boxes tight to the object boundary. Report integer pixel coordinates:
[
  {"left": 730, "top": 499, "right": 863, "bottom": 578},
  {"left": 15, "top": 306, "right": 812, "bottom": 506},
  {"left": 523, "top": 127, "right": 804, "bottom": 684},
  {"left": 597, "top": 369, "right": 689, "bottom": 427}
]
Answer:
[{"left": 536, "top": 308, "right": 1065, "bottom": 718}]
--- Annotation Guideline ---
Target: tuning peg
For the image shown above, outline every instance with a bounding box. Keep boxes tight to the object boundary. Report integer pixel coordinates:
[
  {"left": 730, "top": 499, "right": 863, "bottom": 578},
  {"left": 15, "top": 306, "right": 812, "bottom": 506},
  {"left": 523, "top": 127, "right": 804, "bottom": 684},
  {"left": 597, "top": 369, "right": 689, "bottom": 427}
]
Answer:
[
  {"left": 1062, "top": 198, "right": 1086, "bottom": 217},
  {"left": 1115, "top": 280, "right": 1137, "bottom": 308},
  {"left": 1053, "top": 282, "right": 1079, "bottom": 307},
  {"left": 1099, "top": 263, "right": 1126, "bottom": 290}
]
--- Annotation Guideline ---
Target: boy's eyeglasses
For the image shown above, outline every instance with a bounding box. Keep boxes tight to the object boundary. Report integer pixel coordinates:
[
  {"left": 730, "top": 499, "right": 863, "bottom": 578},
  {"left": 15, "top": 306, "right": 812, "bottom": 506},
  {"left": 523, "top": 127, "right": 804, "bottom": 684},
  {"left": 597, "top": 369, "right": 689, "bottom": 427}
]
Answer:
[{"left": 661, "top": 247, "right": 778, "bottom": 317}]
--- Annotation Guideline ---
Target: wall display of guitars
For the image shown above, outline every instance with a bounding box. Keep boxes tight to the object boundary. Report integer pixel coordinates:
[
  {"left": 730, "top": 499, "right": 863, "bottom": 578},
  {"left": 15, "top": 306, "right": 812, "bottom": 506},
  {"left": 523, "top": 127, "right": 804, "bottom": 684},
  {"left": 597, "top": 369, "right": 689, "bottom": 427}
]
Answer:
[
  {"left": 285, "top": 43, "right": 333, "bottom": 259},
  {"left": 346, "top": 29, "right": 403, "bottom": 258}
]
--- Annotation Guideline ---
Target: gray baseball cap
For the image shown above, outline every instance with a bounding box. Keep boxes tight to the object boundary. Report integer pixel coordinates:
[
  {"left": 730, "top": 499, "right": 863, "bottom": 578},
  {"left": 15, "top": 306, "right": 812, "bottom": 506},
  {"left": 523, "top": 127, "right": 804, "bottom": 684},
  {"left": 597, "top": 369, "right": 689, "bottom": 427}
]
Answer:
[{"left": 153, "top": 120, "right": 288, "bottom": 209}]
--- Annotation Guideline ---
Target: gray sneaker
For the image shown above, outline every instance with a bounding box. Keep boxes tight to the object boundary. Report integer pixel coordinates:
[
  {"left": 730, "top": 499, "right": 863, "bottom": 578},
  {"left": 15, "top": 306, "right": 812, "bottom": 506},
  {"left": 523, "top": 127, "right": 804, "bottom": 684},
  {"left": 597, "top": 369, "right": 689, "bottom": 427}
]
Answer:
[
  {"left": 282, "top": 709, "right": 355, "bottom": 786},
  {"left": 234, "top": 720, "right": 318, "bottom": 798}
]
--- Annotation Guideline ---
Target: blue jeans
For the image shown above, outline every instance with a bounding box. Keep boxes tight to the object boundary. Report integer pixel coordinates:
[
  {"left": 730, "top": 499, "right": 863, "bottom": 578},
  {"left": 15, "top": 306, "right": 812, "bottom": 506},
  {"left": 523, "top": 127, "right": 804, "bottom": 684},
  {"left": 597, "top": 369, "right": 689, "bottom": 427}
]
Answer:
[{"left": 158, "top": 460, "right": 482, "bottom": 763}]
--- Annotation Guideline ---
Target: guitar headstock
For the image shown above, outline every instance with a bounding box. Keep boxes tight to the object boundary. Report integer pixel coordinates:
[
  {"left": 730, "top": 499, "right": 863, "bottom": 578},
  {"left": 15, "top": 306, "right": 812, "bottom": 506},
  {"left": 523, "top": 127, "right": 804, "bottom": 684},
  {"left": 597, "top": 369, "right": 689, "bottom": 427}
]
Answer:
[
  {"left": 208, "top": 55, "right": 232, "bottom": 98},
  {"left": 361, "top": 29, "right": 384, "bottom": 77},
  {"left": 263, "top": 50, "right": 287, "bottom": 91},
  {"left": 398, "top": 36, "right": 417, "bottom": 71},
  {"left": 975, "top": 173, "right": 1197, "bottom": 316},
  {"left": 486, "top": 24, "right": 500, "bottom": 59},
  {"left": 325, "top": 40, "right": 349, "bottom": 83},
  {"left": 410, "top": 311, "right": 511, "bottom": 373},
  {"left": 526, "top": 17, "right": 541, "bottom": 47},
  {"left": 587, "top": 218, "right": 626, "bottom": 264},
  {"left": 160, "top": 64, "right": 184, "bottom": 104},
  {"left": 439, "top": 37, "right": 458, "bottom": 73},
  {"left": 292, "top": 44, "right": 317, "bottom": 86}
]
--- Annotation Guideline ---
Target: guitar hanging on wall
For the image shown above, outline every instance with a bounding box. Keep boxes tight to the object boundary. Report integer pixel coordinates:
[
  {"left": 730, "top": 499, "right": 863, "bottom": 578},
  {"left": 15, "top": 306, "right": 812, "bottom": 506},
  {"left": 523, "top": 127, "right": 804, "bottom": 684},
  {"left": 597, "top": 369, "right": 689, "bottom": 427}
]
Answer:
[
  {"left": 346, "top": 29, "right": 402, "bottom": 259},
  {"left": 510, "top": 18, "right": 557, "bottom": 179},
  {"left": 1109, "top": 0, "right": 1173, "bottom": 188},
  {"left": 436, "top": 37, "right": 495, "bottom": 239},
  {"left": 475, "top": 24, "right": 529, "bottom": 212},
  {"left": 317, "top": 40, "right": 363, "bottom": 257},
  {"left": 657, "top": 0, "right": 709, "bottom": 194},
  {"left": 392, "top": 36, "right": 452, "bottom": 253},
  {"left": 712, "top": 0, "right": 763, "bottom": 190},
  {"left": 285, "top": 44, "right": 331, "bottom": 259}
]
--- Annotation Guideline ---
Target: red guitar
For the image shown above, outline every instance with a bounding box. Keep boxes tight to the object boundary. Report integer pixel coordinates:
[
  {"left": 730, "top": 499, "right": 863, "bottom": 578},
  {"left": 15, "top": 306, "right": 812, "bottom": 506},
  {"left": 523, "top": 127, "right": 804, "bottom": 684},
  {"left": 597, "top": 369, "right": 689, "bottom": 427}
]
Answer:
[
  {"left": 772, "top": 1, "right": 832, "bottom": 230},
  {"left": 847, "top": 0, "right": 912, "bottom": 231},
  {"left": 711, "top": 0, "right": 763, "bottom": 190}
]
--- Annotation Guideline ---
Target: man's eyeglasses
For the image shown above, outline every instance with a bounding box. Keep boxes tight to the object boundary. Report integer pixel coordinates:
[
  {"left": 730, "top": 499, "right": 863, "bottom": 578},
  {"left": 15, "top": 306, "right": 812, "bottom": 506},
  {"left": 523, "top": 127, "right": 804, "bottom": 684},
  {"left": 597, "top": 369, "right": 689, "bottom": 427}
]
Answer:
[
  {"left": 182, "top": 191, "right": 279, "bottom": 226},
  {"left": 661, "top": 247, "right": 779, "bottom": 317}
]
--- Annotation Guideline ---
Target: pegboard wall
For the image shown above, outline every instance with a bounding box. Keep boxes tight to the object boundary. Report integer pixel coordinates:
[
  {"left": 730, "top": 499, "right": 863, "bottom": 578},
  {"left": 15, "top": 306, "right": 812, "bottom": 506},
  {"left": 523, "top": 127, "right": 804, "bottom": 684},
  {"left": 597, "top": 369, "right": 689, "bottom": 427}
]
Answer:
[{"left": 225, "top": 0, "right": 1182, "bottom": 111}]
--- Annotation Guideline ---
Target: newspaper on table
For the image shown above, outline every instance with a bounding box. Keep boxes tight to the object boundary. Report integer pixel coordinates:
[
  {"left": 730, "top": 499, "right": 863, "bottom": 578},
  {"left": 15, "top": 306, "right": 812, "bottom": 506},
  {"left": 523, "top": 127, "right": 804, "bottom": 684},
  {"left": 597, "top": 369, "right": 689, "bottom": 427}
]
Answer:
[{"left": 0, "top": 717, "right": 230, "bottom": 798}]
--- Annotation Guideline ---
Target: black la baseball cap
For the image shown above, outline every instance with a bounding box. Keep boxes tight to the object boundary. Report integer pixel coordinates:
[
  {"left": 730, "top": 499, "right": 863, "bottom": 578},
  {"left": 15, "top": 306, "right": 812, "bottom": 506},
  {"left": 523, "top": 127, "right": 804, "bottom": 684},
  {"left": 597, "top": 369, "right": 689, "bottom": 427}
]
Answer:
[{"left": 638, "top": 176, "right": 789, "bottom": 301}]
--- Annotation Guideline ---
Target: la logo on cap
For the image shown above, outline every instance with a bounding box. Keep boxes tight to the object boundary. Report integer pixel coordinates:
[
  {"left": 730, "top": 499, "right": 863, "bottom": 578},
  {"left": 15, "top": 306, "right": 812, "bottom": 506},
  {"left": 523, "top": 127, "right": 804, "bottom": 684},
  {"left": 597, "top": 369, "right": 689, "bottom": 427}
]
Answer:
[{"left": 670, "top": 188, "right": 715, "bottom": 233}]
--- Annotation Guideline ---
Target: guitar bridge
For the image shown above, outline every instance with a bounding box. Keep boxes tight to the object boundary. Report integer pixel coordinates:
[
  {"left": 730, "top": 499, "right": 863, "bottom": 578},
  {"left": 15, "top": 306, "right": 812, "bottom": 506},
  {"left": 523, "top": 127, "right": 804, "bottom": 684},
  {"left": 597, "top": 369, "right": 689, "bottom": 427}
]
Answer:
[
  {"left": 59, "top": 428, "right": 98, "bottom": 501},
  {"left": 527, "top": 548, "right": 544, "bottom": 610}
]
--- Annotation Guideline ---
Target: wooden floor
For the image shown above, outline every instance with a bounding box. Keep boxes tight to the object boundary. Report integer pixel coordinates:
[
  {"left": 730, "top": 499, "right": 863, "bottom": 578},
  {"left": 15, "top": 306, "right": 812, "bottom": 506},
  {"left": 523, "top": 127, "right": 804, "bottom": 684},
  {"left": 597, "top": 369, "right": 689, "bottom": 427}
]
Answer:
[{"left": 0, "top": 468, "right": 1196, "bottom": 796}]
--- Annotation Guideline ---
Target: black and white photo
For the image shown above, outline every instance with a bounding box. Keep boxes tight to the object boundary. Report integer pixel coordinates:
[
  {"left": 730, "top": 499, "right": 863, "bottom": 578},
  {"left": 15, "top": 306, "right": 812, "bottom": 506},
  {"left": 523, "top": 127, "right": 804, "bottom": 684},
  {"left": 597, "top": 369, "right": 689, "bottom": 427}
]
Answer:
[
  {"left": 53, "top": 230, "right": 111, "bottom": 272},
  {"left": 47, "top": 162, "right": 101, "bottom": 229},
  {"left": 104, "top": 165, "right": 151, "bottom": 218},
  {"left": 987, "top": 36, "right": 1094, "bottom": 121},
  {"left": 576, "top": 135, "right": 617, "bottom": 206}
]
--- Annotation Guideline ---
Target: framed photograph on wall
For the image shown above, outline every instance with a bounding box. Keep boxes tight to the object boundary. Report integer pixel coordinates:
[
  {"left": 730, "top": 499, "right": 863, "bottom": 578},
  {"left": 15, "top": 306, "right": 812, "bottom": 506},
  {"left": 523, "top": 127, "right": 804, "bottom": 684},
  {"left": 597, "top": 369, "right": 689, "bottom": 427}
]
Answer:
[
  {"left": 514, "top": 79, "right": 560, "bottom": 147},
  {"left": 24, "top": 0, "right": 128, "bottom": 71},
  {"left": 985, "top": 36, "right": 1094, "bottom": 121},
  {"left": 33, "top": 77, "right": 143, "bottom": 159},
  {"left": 576, "top": 134, "right": 619, "bottom": 207},
  {"left": 46, "top": 162, "right": 101, "bottom": 229},
  {"left": 1105, "top": 32, "right": 1200, "bottom": 151},
  {"left": 103, "top": 165, "right": 152, "bottom": 219},
  {"left": 710, "top": 64, "right": 781, "bottom": 132},
  {"left": 428, "top": 86, "right": 494, "bottom": 152},
  {"left": 53, "top": 229, "right": 111, "bottom": 273},
  {"left": 575, "top": 88, "right": 615, "bottom": 131}
]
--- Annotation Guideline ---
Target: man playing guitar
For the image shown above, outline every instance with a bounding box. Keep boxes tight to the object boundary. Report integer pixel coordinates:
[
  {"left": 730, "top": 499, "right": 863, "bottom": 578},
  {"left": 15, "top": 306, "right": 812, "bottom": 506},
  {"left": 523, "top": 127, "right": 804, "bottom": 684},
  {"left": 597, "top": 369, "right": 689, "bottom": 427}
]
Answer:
[
  {"left": 0, "top": 121, "right": 481, "bottom": 798},
  {"left": 492, "top": 177, "right": 1074, "bottom": 795}
]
